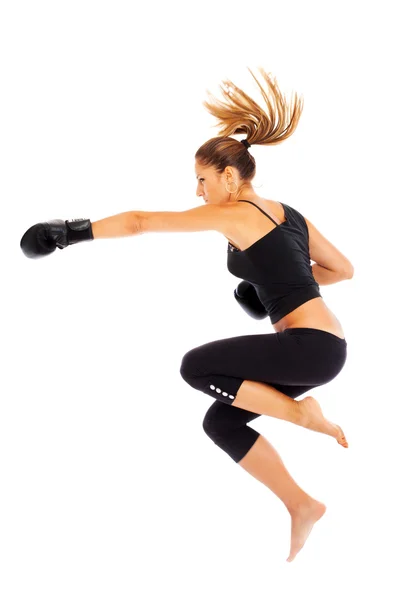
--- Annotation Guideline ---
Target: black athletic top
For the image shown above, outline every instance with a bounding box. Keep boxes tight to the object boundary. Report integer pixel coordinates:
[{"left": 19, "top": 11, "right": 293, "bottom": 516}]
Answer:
[{"left": 227, "top": 200, "right": 322, "bottom": 324}]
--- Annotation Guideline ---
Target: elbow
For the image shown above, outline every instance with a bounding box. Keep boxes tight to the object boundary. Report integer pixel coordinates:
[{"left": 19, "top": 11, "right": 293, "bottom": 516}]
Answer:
[
  {"left": 130, "top": 211, "right": 145, "bottom": 235},
  {"left": 343, "top": 264, "right": 354, "bottom": 279}
]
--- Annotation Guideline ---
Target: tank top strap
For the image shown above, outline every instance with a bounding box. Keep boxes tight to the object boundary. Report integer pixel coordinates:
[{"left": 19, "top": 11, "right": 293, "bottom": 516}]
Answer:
[{"left": 237, "top": 200, "right": 280, "bottom": 226}]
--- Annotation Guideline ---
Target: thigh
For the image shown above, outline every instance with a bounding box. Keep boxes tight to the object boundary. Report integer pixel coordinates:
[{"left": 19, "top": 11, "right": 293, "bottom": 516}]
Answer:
[{"left": 181, "top": 329, "right": 344, "bottom": 388}]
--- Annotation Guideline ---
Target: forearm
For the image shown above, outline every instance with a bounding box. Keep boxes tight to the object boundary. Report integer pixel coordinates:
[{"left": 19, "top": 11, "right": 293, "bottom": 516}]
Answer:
[
  {"left": 312, "top": 263, "right": 349, "bottom": 285},
  {"left": 91, "top": 212, "right": 142, "bottom": 239}
]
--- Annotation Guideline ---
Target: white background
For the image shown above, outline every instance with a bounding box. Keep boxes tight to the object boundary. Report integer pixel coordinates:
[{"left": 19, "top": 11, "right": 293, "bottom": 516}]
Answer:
[{"left": 1, "top": 0, "right": 399, "bottom": 598}]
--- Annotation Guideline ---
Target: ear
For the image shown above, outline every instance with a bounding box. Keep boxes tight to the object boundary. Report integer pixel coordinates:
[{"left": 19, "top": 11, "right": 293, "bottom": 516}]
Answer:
[{"left": 224, "top": 166, "right": 235, "bottom": 180}]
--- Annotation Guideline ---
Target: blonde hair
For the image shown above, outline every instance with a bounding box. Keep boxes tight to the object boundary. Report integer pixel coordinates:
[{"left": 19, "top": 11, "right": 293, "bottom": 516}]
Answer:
[{"left": 195, "top": 67, "right": 304, "bottom": 180}]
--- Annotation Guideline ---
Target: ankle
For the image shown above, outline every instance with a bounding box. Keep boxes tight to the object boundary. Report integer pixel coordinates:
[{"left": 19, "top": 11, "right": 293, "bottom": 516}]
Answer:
[
  {"left": 294, "top": 399, "right": 310, "bottom": 428},
  {"left": 286, "top": 495, "right": 316, "bottom": 516},
  {"left": 291, "top": 399, "right": 306, "bottom": 427}
]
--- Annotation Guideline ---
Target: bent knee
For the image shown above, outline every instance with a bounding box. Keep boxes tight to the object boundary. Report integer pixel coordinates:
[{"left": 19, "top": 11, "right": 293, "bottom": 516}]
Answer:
[
  {"left": 202, "top": 405, "right": 231, "bottom": 439},
  {"left": 202, "top": 414, "right": 223, "bottom": 440},
  {"left": 179, "top": 349, "right": 203, "bottom": 384}
]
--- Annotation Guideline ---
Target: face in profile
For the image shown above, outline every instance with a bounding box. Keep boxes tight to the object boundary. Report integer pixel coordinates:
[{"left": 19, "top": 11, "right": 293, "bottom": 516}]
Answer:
[{"left": 195, "top": 161, "right": 227, "bottom": 204}]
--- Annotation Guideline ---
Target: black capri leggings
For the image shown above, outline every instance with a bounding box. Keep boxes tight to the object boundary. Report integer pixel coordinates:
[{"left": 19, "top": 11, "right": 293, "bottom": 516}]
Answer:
[{"left": 179, "top": 327, "right": 347, "bottom": 463}]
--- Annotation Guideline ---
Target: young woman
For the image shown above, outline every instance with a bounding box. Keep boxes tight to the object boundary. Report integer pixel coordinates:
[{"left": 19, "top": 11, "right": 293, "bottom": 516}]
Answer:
[{"left": 20, "top": 68, "right": 353, "bottom": 562}]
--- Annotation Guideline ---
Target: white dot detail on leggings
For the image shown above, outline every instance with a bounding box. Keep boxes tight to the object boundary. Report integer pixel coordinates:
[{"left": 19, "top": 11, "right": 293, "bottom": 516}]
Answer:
[
  {"left": 229, "top": 395, "right": 235, "bottom": 400},
  {"left": 216, "top": 388, "right": 221, "bottom": 393},
  {"left": 222, "top": 392, "right": 228, "bottom": 396},
  {"left": 210, "top": 385, "right": 215, "bottom": 390}
]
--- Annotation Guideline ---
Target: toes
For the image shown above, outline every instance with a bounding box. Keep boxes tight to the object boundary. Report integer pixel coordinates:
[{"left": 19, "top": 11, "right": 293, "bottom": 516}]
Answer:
[{"left": 287, "top": 551, "right": 297, "bottom": 562}]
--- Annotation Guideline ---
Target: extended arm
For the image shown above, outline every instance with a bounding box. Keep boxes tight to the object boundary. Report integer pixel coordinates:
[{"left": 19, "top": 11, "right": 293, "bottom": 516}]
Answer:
[
  {"left": 91, "top": 204, "right": 233, "bottom": 238},
  {"left": 19, "top": 205, "right": 230, "bottom": 258}
]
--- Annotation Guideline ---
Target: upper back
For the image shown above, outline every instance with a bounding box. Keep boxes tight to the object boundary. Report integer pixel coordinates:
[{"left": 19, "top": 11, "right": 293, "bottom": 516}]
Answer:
[
  {"left": 226, "top": 199, "right": 311, "bottom": 278},
  {"left": 226, "top": 199, "right": 353, "bottom": 275},
  {"left": 225, "top": 199, "right": 289, "bottom": 252}
]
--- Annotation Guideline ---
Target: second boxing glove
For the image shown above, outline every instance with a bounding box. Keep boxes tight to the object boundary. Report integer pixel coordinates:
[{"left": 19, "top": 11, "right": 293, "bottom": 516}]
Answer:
[
  {"left": 234, "top": 280, "right": 269, "bottom": 320},
  {"left": 20, "top": 218, "right": 94, "bottom": 259}
]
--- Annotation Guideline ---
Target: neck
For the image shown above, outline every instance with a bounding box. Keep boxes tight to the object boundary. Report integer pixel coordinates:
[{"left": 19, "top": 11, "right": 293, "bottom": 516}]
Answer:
[
  {"left": 235, "top": 193, "right": 261, "bottom": 203},
  {"left": 233, "top": 184, "right": 258, "bottom": 203}
]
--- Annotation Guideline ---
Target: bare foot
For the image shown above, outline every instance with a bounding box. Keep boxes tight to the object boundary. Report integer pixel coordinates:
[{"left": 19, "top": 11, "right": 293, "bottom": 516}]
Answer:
[
  {"left": 297, "top": 396, "right": 348, "bottom": 448},
  {"left": 287, "top": 500, "right": 326, "bottom": 562}
]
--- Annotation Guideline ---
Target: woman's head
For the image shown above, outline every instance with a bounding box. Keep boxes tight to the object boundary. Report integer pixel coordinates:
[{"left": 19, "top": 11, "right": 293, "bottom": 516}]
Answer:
[
  {"left": 195, "top": 68, "right": 304, "bottom": 204},
  {"left": 195, "top": 138, "right": 253, "bottom": 204}
]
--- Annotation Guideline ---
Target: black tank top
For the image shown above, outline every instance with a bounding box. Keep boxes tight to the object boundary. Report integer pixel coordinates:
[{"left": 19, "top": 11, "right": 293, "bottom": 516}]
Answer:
[{"left": 227, "top": 200, "right": 321, "bottom": 324}]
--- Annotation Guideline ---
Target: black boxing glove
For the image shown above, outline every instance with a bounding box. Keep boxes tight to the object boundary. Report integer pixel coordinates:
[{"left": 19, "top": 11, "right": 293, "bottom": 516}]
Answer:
[
  {"left": 234, "top": 280, "right": 269, "bottom": 320},
  {"left": 20, "top": 218, "right": 94, "bottom": 259}
]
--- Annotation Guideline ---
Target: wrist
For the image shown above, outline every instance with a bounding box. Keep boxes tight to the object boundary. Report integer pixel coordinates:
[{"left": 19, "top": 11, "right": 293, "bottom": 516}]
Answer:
[{"left": 66, "top": 219, "right": 94, "bottom": 244}]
